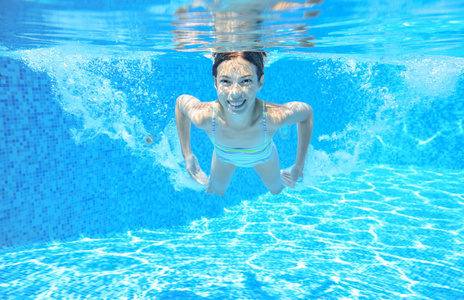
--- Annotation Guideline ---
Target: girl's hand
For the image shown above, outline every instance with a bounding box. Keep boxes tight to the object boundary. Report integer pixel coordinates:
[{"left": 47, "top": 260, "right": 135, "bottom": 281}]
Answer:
[
  {"left": 185, "top": 154, "right": 209, "bottom": 186},
  {"left": 280, "top": 163, "right": 304, "bottom": 188}
]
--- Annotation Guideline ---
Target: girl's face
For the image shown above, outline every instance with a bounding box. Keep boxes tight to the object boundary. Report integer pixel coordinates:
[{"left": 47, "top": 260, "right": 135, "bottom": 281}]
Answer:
[{"left": 215, "top": 57, "right": 264, "bottom": 115}]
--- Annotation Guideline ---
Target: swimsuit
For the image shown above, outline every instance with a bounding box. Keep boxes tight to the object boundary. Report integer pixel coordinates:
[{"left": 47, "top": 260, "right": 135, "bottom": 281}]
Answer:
[{"left": 212, "top": 100, "right": 274, "bottom": 168}]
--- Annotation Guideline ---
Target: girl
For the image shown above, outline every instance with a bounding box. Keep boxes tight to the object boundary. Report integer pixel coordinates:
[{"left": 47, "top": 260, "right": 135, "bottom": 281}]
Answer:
[{"left": 175, "top": 52, "right": 313, "bottom": 195}]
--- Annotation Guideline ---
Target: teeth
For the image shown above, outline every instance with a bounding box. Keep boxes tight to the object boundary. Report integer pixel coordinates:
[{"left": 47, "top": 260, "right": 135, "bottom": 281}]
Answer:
[{"left": 228, "top": 100, "right": 246, "bottom": 108}]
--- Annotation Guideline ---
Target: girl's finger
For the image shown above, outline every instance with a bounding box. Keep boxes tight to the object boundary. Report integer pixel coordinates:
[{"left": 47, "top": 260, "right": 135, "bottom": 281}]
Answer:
[
  {"left": 282, "top": 180, "right": 293, "bottom": 187},
  {"left": 281, "top": 174, "right": 292, "bottom": 184}
]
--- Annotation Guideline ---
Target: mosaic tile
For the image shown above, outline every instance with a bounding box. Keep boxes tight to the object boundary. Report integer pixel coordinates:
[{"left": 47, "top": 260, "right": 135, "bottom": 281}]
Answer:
[{"left": 1, "top": 54, "right": 463, "bottom": 250}]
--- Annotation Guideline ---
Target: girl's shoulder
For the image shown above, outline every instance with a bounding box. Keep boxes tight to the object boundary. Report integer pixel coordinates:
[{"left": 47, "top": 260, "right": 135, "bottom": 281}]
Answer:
[
  {"left": 264, "top": 100, "right": 312, "bottom": 127},
  {"left": 188, "top": 100, "right": 215, "bottom": 129},
  {"left": 264, "top": 101, "right": 292, "bottom": 125}
]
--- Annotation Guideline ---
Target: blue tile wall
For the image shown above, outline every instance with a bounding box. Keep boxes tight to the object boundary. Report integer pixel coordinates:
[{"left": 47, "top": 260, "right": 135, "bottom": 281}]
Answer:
[
  {"left": 1, "top": 54, "right": 462, "bottom": 249},
  {"left": 264, "top": 58, "right": 464, "bottom": 169},
  {"left": 0, "top": 57, "right": 241, "bottom": 249}
]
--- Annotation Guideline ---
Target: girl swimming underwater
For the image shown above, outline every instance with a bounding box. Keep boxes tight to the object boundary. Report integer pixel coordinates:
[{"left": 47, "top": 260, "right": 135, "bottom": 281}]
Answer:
[{"left": 175, "top": 51, "right": 313, "bottom": 195}]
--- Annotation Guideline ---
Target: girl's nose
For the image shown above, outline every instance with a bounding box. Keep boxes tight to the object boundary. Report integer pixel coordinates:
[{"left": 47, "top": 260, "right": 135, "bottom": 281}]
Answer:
[{"left": 231, "top": 84, "right": 242, "bottom": 98}]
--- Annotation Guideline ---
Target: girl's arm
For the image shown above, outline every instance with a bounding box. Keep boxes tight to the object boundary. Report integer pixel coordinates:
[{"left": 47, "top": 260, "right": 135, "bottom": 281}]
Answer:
[
  {"left": 274, "top": 102, "right": 314, "bottom": 187},
  {"left": 175, "top": 94, "right": 210, "bottom": 186},
  {"left": 294, "top": 102, "right": 313, "bottom": 169}
]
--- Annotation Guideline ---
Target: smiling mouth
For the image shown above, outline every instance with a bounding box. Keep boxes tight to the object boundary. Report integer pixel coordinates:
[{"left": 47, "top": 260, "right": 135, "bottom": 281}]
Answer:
[{"left": 227, "top": 99, "right": 246, "bottom": 110}]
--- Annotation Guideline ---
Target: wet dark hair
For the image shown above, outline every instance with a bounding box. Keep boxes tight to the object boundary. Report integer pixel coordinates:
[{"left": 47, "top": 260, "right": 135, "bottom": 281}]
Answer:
[{"left": 212, "top": 52, "right": 267, "bottom": 80}]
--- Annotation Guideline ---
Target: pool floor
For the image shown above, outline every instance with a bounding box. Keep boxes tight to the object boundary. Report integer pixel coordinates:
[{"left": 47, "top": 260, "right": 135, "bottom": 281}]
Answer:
[{"left": 1, "top": 165, "right": 463, "bottom": 299}]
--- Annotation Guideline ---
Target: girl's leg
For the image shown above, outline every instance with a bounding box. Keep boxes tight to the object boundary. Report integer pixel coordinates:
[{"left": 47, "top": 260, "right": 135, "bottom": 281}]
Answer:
[
  {"left": 253, "top": 144, "right": 284, "bottom": 195},
  {"left": 207, "top": 151, "right": 237, "bottom": 196}
]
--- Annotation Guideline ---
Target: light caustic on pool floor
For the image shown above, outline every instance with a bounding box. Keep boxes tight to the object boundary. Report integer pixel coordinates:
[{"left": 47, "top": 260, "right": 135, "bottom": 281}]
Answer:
[{"left": 0, "top": 166, "right": 463, "bottom": 299}]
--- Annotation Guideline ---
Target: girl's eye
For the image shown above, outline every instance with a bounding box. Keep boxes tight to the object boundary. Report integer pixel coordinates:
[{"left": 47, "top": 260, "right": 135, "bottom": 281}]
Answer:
[{"left": 242, "top": 79, "right": 252, "bottom": 84}]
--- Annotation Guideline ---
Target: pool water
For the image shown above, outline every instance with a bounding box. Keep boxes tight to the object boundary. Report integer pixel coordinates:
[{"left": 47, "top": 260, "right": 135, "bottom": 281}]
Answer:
[
  {"left": 1, "top": 166, "right": 463, "bottom": 299},
  {"left": 1, "top": 0, "right": 464, "bottom": 299}
]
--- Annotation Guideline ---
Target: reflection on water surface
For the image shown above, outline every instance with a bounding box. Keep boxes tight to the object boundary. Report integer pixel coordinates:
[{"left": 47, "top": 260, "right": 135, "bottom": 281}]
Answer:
[
  {"left": 171, "top": 0, "right": 322, "bottom": 52},
  {"left": 2, "top": 0, "right": 463, "bottom": 56}
]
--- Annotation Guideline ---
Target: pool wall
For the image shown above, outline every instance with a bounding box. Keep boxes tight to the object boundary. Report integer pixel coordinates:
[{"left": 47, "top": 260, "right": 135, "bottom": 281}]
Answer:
[
  {"left": 1, "top": 53, "right": 463, "bottom": 249},
  {"left": 0, "top": 55, "right": 274, "bottom": 249}
]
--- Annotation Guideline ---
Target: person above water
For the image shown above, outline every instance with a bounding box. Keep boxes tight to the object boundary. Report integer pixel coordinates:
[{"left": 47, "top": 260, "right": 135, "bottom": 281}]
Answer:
[{"left": 175, "top": 51, "right": 313, "bottom": 195}]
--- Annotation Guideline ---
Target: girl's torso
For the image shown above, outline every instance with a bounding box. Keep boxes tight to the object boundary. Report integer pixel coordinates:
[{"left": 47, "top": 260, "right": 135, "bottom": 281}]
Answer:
[
  {"left": 205, "top": 99, "right": 278, "bottom": 149},
  {"left": 209, "top": 99, "right": 276, "bottom": 168}
]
